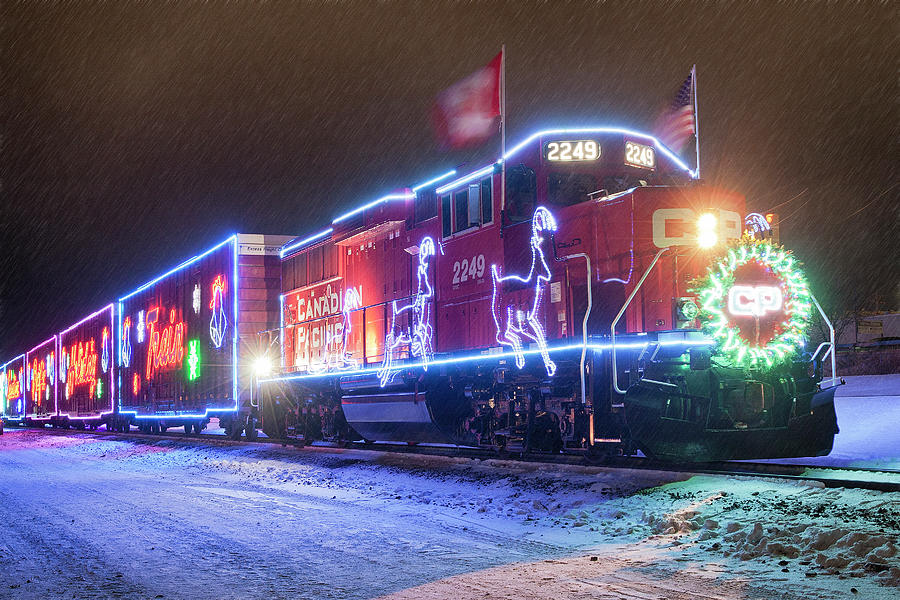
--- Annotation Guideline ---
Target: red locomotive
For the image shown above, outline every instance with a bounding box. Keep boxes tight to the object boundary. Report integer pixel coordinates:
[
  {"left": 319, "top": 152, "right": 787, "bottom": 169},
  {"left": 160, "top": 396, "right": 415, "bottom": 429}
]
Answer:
[{"left": 261, "top": 127, "right": 839, "bottom": 461}]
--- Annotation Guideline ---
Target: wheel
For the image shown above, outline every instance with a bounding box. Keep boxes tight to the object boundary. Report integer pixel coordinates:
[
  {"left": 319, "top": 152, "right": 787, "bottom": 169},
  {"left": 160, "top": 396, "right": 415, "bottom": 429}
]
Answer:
[
  {"left": 226, "top": 419, "right": 243, "bottom": 441},
  {"left": 245, "top": 421, "right": 258, "bottom": 441},
  {"left": 193, "top": 422, "right": 204, "bottom": 435},
  {"left": 184, "top": 424, "right": 193, "bottom": 436},
  {"left": 150, "top": 422, "right": 160, "bottom": 434}
]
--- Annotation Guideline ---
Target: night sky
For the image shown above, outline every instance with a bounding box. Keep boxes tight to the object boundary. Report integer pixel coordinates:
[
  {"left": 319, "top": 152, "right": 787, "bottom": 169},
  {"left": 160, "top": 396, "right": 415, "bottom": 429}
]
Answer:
[{"left": 2, "top": 2, "right": 897, "bottom": 358}]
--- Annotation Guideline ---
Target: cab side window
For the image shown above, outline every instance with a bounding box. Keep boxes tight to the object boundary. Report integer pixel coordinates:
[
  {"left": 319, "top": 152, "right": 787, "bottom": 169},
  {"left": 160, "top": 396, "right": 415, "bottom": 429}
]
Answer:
[
  {"left": 440, "top": 175, "right": 493, "bottom": 238},
  {"left": 505, "top": 164, "right": 536, "bottom": 224}
]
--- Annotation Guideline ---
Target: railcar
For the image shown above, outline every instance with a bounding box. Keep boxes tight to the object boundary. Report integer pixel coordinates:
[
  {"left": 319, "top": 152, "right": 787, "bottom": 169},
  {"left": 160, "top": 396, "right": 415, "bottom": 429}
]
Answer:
[
  {"left": 25, "top": 336, "right": 57, "bottom": 423},
  {"left": 1, "top": 355, "right": 26, "bottom": 423},
  {"left": 113, "top": 234, "right": 291, "bottom": 435},
  {"left": 258, "top": 127, "right": 839, "bottom": 461},
  {"left": 51, "top": 304, "right": 117, "bottom": 428}
]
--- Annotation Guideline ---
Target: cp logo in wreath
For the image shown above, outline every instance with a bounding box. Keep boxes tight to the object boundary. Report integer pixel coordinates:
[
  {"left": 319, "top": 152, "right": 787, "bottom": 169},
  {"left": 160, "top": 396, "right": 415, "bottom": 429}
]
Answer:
[{"left": 696, "top": 239, "right": 812, "bottom": 367}]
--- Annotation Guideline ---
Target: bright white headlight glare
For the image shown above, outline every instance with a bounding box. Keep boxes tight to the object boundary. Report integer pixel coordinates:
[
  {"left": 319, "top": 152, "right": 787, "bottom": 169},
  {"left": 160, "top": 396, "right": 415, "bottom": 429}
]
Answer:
[
  {"left": 253, "top": 356, "right": 272, "bottom": 377},
  {"left": 697, "top": 213, "right": 718, "bottom": 248}
]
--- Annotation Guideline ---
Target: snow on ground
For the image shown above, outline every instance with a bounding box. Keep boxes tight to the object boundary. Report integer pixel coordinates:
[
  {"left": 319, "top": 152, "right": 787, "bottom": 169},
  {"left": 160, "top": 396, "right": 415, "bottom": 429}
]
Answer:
[
  {"left": 0, "top": 430, "right": 897, "bottom": 599},
  {"left": 752, "top": 373, "right": 900, "bottom": 470}
]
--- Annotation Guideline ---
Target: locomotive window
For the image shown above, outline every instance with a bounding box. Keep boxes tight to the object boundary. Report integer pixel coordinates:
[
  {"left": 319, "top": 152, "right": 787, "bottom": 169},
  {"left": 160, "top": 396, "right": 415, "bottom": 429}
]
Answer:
[
  {"left": 441, "top": 194, "right": 451, "bottom": 238},
  {"left": 506, "top": 163, "right": 536, "bottom": 224},
  {"left": 467, "top": 184, "right": 481, "bottom": 229},
  {"left": 442, "top": 175, "right": 494, "bottom": 238},
  {"left": 414, "top": 189, "right": 437, "bottom": 224},
  {"left": 547, "top": 172, "right": 599, "bottom": 207},
  {"left": 454, "top": 190, "right": 469, "bottom": 232},
  {"left": 481, "top": 176, "right": 493, "bottom": 225}
]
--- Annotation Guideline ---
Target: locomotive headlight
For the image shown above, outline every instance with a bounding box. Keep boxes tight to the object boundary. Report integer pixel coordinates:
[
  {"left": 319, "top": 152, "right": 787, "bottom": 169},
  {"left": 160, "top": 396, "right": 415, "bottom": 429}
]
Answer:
[
  {"left": 697, "top": 213, "right": 718, "bottom": 248},
  {"left": 252, "top": 355, "right": 272, "bottom": 377}
]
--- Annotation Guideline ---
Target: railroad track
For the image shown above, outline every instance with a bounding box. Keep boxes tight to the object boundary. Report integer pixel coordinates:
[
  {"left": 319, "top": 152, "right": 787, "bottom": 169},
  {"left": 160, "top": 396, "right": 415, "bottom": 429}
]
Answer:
[{"left": 5, "top": 424, "right": 899, "bottom": 492}]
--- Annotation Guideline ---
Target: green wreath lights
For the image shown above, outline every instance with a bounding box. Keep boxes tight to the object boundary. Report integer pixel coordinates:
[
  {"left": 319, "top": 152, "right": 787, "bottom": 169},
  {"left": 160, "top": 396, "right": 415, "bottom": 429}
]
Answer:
[{"left": 694, "top": 235, "right": 813, "bottom": 368}]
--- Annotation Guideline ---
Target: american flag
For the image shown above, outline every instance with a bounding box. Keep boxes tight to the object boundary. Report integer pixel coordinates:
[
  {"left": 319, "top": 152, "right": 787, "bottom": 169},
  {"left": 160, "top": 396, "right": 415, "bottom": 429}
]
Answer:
[{"left": 656, "top": 70, "right": 695, "bottom": 154}]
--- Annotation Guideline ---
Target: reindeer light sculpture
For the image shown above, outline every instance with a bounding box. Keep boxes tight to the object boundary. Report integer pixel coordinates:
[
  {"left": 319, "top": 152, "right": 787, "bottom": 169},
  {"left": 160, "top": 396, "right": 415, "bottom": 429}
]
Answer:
[
  {"left": 490, "top": 207, "right": 558, "bottom": 377},
  {"left": 379, "top": 237, "right": 437, "bottom": 387}
]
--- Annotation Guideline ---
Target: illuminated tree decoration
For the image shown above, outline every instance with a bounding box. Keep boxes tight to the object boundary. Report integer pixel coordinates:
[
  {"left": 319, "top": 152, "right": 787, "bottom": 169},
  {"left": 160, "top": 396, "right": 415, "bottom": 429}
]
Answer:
[
  {"left": 186, "top": 339, "right": 201, "bottom": 381},
  {"left": 490, "top": 207, "right": 558, "bottom": 377},
  {"left": 693, "top": 235, "right": 812, "bottom": 368},
  {"left": 209, "top": 275, "right": 228, "bottom": 349}
]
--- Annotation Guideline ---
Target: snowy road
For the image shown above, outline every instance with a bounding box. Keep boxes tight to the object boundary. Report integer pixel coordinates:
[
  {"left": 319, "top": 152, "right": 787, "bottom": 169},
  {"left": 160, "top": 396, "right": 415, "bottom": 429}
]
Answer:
[{"left": 0, "top": 419, "right": 897, "bottom": 599}]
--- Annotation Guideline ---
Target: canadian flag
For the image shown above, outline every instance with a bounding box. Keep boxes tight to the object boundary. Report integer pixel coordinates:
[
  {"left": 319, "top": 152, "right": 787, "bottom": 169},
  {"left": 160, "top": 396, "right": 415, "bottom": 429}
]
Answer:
[{"left": 432, "top": 51, "right": 502, "bottom": 149}]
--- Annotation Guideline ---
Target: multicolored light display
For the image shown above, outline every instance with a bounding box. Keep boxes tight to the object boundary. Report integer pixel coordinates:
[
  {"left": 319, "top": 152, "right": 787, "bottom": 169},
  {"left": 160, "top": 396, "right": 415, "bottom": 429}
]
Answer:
[
  {"left": 209, "top": 275, "right": 228, "bottom": 348},
  {"left": 144, "top": 307, "right": 187, "bottom": 381},
  {"left": 694, "top": 236, "right": 812, "bottom": 368}
]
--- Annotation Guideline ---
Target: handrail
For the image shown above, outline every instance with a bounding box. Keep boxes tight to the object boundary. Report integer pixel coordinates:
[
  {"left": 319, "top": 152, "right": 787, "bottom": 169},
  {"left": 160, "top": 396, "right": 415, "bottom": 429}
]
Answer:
[
  {"left": 809, "top": 341, "right": 832, "bottom": 363},
  {"left": 556, "top": 251, "right": 592, "bottom": 405},
  {"left": 611, "top": 247, "right": 669, "bottom": 395},
  {"left": 809, "top": 292, "right": 838, "bottom": 388}
]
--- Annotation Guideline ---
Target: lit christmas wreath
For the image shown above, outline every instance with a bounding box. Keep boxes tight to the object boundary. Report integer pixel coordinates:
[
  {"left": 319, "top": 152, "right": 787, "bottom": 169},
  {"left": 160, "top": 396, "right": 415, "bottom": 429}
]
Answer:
[{"left": 693, "top": 235, "right": 812, "bottom": 367}]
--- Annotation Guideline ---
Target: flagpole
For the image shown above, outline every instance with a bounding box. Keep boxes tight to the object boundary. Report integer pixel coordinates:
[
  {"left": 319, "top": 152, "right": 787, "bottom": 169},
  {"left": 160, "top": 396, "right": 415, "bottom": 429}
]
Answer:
[
  {"left": 692, "top": 64, "right": 700, "bottom": 180},
  {"left": 500, "top": 44, "right": 507, "bottom": 213}
]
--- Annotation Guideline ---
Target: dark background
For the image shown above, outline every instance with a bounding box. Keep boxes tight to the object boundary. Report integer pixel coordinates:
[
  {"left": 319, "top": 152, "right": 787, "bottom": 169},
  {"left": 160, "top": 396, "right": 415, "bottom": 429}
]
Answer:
[{"left": 2, "top": 2, "right": 897, "bottom": 358}]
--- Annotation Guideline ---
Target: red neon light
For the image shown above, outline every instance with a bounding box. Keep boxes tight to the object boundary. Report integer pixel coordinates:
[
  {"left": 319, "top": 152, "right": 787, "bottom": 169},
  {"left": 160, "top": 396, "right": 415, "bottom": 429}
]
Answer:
[
  {"left": 145, "top": 307, "right": 187, "bottom": 380},
  {"left": 66, "top": 339, "right": 98, "bottom": 398},
  {"left": 132, "top": 372, "right": 141, "bottom": 396},
  {"left": 210, "top": 275, "right": 227, "bottom": 307},
  {"left": 6, "top": 368, "right": 22, "bottom": 401},
  {"left": 30, "top": 356, "right": 48, "bottom": 404}
]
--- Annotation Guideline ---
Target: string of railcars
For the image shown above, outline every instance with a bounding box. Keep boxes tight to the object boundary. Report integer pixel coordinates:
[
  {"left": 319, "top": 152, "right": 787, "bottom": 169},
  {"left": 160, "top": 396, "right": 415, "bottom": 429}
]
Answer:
[{"left": 1, "top": 126, "right": 841, "bottom": 461}]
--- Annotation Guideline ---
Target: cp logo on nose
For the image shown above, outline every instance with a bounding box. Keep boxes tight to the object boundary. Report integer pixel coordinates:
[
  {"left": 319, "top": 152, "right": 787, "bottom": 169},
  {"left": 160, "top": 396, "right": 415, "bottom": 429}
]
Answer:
[{"left": 728, "top": 285, "right": 783, "bottom": 317}]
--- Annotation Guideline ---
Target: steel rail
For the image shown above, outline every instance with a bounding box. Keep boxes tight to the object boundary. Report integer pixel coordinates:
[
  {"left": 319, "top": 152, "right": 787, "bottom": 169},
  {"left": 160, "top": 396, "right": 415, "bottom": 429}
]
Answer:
[{"left": 7, "top": 425, "right": 898, "bottom": 492}]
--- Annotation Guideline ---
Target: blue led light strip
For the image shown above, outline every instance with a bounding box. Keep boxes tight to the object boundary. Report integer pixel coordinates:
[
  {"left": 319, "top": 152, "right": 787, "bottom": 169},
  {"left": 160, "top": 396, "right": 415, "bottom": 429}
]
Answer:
[
  {"left": 280, "top": 228, "right": 333, "bottom": 258},
  {"left": 412, "top": 169, "right": 457, "bottom": 192},
  {"left": 332, "top": 193, "right": 416, "bottom": 224},
  {"left": 260, "top": 338, "right": 713, "bottom": 385},
  {"left": 59, "top": 303, "right": 115, "bottom": 334},
  {"left": 437, "top": 127, "right": 695, "bottom": 196},
  {"left": 280, "top": 170, "right": 457, "bottom": 258},
  {"left": 232, "top": 236, "right": 239, "bottom": 408},
  {"left": 119, "top": 235, "right": 237, "bottom": 301}
]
